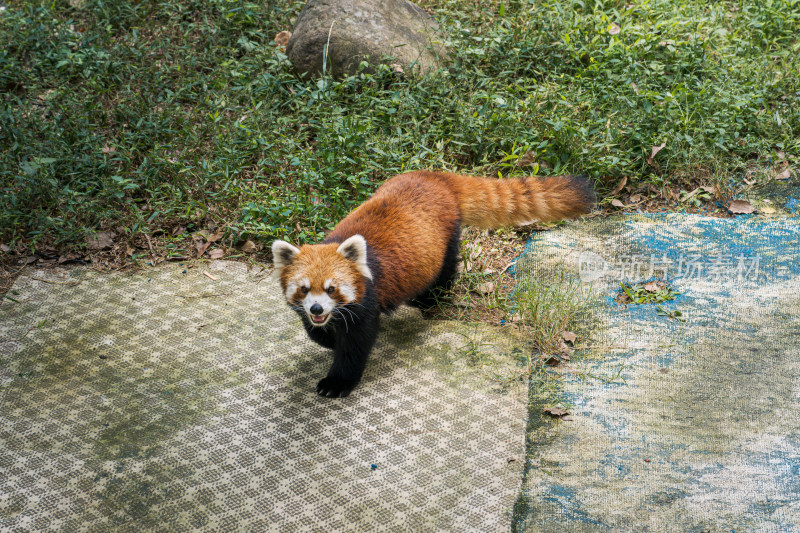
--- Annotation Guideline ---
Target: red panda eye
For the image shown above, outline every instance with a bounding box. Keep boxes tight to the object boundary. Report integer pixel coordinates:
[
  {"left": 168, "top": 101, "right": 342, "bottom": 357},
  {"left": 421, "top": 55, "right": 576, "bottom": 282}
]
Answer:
[
  {"left": 301, "top": 286, "right": 309, "bottom": 294},
  {"left": 326, "top": 286, "right": 335, "bottom": 295}
]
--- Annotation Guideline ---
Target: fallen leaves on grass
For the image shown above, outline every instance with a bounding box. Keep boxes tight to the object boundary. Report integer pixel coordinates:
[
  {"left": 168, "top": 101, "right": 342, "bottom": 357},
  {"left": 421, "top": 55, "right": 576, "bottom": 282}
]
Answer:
[
  {"left": 608, "top": 23, "right": 621, "bottom": 35},
  {"left": 208, "top": 249, "right": 225, "bottom": 259},
  {"left": 611, "top": 199, "right": 625, "bottom": 208},
  {"left": 776, "top": 167, "right": 791, "bottom": 180},
  {"left": 644, "top": 280, "right": 665, "bottom": 292},
  {"left": 616, "top": 281, "right": 678, "bottom": 304}
]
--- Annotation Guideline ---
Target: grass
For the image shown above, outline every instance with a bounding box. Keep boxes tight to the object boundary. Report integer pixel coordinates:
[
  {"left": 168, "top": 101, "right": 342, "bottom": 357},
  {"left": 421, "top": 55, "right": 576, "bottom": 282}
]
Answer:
[
  {"left": 1, "top": 0, "right": 798, "bottom": 258},
  {"left": 512, "top": 265, "right": 594, "bottom": 356}
]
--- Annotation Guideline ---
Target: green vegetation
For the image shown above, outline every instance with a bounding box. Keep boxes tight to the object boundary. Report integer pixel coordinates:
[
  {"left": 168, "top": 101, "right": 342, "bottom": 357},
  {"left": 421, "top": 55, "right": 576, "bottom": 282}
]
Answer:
[
  {"left": 1, "top": 0, "right": 798, "bottom": 250},
  {"left": 513, "top": 267, "right": 594, "bottom": 355},
  {"left": 617, "top": 280, "right": 679, "bottom": 303}
]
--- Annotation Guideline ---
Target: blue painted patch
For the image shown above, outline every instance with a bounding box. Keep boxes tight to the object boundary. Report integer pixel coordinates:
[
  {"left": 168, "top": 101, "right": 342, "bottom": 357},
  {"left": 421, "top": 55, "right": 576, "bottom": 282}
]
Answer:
[
  {"left": 515, "top": 213, "right": 800, "bottom": 529},
  {"left": 540, "top": 484, "right": 610, "bottom": 528}
]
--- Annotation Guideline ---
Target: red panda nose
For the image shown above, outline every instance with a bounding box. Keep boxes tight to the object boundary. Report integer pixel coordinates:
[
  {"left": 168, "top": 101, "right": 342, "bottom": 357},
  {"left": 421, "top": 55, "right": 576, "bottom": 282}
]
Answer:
[{"left": 310, "top": 303, "right": 324, "bottom": 315}]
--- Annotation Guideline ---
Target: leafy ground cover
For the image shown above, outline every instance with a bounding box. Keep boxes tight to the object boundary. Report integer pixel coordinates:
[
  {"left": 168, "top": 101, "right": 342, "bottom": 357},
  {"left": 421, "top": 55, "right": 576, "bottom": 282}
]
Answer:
[{"left": 1, "top": 0, "right": 798, "bottom": 297}]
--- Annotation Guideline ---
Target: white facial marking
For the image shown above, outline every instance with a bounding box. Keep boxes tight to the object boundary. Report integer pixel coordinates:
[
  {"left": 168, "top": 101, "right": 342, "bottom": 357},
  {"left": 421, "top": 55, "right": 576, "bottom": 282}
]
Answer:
[
  {"left": 285, "top": 277, "right": 309, "bottom": 302},
  {"left": 303, "top": 292, "right": 337, "bottom": 327},
  {"left": 338, "top": 283, "right": 356, "bottom": 302},
  {"left": 303, "top": 293, "right": 336, "bottom": 314},
  {"left": 324, "top": 279, "right": 333, "bottom": 290}
]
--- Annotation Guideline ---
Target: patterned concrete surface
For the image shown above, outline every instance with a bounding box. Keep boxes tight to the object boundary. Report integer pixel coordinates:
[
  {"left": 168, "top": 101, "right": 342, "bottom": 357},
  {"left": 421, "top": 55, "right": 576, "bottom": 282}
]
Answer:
[
  {"left": 514, "top": 213, "right": 800, "bottom": 532},
  {"left": 0, "top": 261, "right": 527, "bottom": 532}
]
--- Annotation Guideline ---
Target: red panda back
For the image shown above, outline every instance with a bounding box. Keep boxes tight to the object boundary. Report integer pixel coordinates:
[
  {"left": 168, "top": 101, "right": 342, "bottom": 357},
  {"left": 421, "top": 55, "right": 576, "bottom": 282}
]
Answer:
[{"left": 327, "top": 173, "right": 460, "bottom": 310}]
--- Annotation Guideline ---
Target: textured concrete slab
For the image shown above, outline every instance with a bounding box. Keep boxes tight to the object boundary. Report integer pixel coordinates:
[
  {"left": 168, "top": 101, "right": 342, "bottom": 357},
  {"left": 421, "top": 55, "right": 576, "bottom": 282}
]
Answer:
[
  {"left": 0, "top": 261, "right": 527, "bottom": 532},
  {"left": 514, "top": 213, "right": 800, "bottom": 532}
]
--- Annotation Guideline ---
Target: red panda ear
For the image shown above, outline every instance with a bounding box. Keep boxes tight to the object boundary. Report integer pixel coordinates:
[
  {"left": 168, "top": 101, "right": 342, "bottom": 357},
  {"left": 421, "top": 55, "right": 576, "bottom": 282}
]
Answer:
[
  {"left": 336, "top": 235, "right": 372, "bottom": 280},
  {"left": 271, "top": 240, "right": 300, "bottom": 273}
]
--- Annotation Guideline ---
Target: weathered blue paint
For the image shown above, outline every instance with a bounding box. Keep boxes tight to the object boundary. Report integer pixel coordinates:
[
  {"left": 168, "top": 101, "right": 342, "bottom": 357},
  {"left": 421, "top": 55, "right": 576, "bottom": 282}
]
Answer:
[{"left": 514, "top": 213, "right": 800, "bottom": 531}]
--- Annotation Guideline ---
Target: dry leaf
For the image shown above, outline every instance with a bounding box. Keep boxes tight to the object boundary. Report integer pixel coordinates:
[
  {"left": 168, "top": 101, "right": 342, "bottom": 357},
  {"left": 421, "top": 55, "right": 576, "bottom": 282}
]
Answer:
[
  {"left": 776, "top": 151, "right": 786, "bottom": 160},
  {"left": 207, "top": 230, "right": 224, "bottom": 243},
  {"left": 125, "top": 245, "right": 136, "bottom": 257},
  {"left": 516, "top": 150, "right": 537, "bottom": 168},
  {"left": 631, "top": 82, "right": 639, "bottom": 95},
  {"left": 611, "top": 176, "right": 627, "bottom": 196},
  {"left": 241, "top": 240, "right": 258, "bottom": 253},
  {"left": 101, "top": 145, "right": 116, "bottom": 154},
  {"left": 87, "top": 231, "right": 115, "bottom": 250},
  {"left": 544, "top": 407, "right": 570, "bottom": 418},
  {"left": 475, "top": 282, "right": 495, "bottom": 294},
  {"left": 761, "top": 206, "right": 776, "bottom": 214},
  {"left": 171, "top": 225, "right": 187, "bottom": 236},
  {"left": 0, "top": 243, "right": 10, "bottom": 253},
  {"left": 208, "top": 249, "right": 225, "bottom": 259},
  {"left": 562, "top": 331, "right": 577, "bottom": 344},
  {"left": 193, "top": 237, "right": 211, "bottom": 258},
  {"left": 558, "top": 339, "right": 574, "bottom": 355},
  {"left": 776, "top": 168, "right": 791, "bottom": 180},
  {"left": 644, "top": 280, "right": 665, "bottom": 292},
  {"left": 728, "top": 200, "right": 754, "bottom": 214},
  {"left": 58, "top": 252, "right": 81, "bottom": 264},
  {"left": 275, "top": 31, "right": 291, "bottom": 47},
  {"left": 611, "top": 199, "right": 625, "bottom": 208},
  {"left": 629, "top": 193, "right": 644, "bottom": 203},
  {"left": 647, "top": 142, "right": 667, "bottom": 166},
  {"left": 608, "top": 23, "right": 621, "bottom": 35}
]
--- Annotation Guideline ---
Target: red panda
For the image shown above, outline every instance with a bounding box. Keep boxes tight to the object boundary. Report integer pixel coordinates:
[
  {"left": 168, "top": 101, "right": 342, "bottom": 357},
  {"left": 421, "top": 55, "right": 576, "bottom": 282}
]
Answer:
[{"left": 272, "top": 171, "right": 595, "bottom": 397}]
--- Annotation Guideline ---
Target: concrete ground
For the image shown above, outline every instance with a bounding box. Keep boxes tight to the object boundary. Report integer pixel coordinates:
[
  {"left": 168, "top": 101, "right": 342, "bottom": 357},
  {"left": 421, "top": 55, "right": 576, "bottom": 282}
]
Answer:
[
  {"left": 514, "top": 211, "right": 800, "bottom": 531},
  {"left": 1, "top": 261, "right": 527, "bottom": 532}
]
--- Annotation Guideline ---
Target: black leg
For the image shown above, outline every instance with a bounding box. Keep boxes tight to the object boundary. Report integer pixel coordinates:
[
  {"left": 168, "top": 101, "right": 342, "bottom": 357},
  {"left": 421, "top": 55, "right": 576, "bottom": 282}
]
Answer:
[
  {"left": 316, "top": 304, "right": 380, "bottom": 398},
  {"left": 304, "top": 320, "right": 336, "bottom": 349}
]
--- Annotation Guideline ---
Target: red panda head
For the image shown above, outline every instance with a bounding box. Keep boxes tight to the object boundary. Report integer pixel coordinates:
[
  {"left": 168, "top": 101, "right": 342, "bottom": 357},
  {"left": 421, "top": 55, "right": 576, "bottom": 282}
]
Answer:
[{"left": 271, "top": 235, "right": 372, "bottom": 327}]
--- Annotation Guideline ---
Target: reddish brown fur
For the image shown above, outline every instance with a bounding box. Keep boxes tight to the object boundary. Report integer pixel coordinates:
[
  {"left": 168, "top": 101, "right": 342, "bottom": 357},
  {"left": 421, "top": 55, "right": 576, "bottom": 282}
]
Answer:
[{"left": 279, "top": 171, "right": 594, "bottom": 310}]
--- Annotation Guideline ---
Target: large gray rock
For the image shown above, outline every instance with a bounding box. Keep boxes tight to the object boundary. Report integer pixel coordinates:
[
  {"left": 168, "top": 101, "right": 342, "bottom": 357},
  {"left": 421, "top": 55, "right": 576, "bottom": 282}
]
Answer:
[{"left": 286, "top": 0, "right": 447, "bottom": 79}]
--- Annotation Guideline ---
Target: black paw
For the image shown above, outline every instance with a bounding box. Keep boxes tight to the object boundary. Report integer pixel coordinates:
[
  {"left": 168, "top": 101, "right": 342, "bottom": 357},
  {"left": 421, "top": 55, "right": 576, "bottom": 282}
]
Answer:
[{"left": 316, "top": 376, "right": 357, "bottom": 398}]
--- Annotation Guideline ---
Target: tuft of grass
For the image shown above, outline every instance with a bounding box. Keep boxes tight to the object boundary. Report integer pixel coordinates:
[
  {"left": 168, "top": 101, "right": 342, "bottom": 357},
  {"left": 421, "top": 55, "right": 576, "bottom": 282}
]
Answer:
[{"left": 512, "top": 268, "right": 594, "bottom": 357}]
